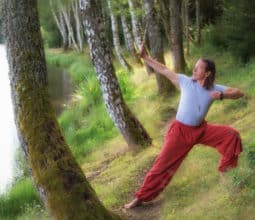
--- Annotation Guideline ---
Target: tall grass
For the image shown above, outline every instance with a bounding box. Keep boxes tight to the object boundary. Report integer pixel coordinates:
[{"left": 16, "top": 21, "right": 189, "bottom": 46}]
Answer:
[
  {"left": 3, "top": 41, "right": 255, "bottom": 219},
  {"left": 46, "top": 51, "right": 137, "bottom": 161},
  {"left": 0, "top": 178, "right": 43, "bottom": 219}
]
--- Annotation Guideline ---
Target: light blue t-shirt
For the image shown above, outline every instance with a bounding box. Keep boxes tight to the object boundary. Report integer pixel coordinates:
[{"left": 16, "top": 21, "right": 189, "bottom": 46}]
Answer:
[{"left": 176, "top": 74, "right": 226, "bottom": 126}]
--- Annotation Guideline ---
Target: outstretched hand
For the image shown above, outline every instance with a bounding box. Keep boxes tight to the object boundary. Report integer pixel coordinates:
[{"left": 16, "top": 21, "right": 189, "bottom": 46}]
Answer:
[
  {"left": 138, "top": 42, "right": 148, "bottom": 59},
  {"left": 210, "top": 91, "right": 222, "bottom": 100}
]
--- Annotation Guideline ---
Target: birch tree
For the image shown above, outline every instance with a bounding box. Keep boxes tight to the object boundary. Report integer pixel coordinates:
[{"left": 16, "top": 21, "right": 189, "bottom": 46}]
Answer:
[
  {"left": 80, "top": 0, "right": 152, "bottom": 149},
  {"left": 143, "top": 0, "right": 175, "bottom": 94},
  {"left": 72, "top": 0, "right": 84, "bottom": 52},
  {"left": 49, "top": 0, "right": 69, "bottom": 50},
  {"left": 107, "top": 0, "right": 132, "bottom": 72},
  {"left": 58, "top": 0, "right": 79, "bottom": 52},
  {"left": 120, "top": 15, "right": 134, "bottom": 53},
  {"left": 128, "top": 0, "right": 144, "bottom": 49},
  {"left": 3, "top": 0, "right": 121, "bottom": 219},
  {"left": 119, "top": 1, "right": 142, "bottom": 64}
]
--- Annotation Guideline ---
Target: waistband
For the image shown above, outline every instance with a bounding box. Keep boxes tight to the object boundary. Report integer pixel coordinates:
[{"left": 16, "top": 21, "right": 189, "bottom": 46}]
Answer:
[{"left": 173, "top": 119, "right": 207, "bottom": 129}]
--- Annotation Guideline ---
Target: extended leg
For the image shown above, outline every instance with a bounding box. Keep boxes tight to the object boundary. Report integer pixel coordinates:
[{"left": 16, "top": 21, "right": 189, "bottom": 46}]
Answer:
[
  {"left": 198, "top": 123, "right": 243, "bottom": 172},
  {"left": 129, "top": 122, "right": 193, "bottom": 206}
]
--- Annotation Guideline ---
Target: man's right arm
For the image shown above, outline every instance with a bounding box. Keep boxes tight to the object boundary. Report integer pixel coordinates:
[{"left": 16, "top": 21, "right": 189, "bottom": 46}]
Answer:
[{"left": 143, "top": 55, "right": 179, "bottom": 88}]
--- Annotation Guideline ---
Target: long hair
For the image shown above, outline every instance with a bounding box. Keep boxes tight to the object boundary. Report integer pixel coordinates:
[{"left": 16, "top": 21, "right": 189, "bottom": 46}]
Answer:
[{"left": 201, "top": 58, "right": 216, "bottom": 90}]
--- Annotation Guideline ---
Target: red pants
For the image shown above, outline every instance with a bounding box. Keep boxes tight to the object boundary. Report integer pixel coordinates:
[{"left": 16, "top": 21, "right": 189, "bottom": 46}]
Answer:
[{"left": 135, "top": 120, "right": 243, "bottom": 202}]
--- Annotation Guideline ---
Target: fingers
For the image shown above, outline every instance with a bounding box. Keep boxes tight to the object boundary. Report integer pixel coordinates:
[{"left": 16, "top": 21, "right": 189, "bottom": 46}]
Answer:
[
  {"left": 139, "top": 42, "right": 147, "bottom": 58},
  {"left": 210, "top": 91, "right": 221, "bottom": 100}
]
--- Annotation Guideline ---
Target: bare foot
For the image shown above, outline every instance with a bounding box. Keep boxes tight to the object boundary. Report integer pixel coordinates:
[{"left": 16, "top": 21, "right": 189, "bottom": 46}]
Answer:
[{"left": 124, "top": 198, "right": 142, "bottom": 209}]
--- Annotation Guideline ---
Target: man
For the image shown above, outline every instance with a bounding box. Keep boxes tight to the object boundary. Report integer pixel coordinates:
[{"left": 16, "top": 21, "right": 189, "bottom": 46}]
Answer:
[{"left": 124, "top": 45, "right": 244, "bottom": 209}]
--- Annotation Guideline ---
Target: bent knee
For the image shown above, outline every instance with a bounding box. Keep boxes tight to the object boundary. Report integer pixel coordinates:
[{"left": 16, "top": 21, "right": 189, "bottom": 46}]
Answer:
[{"left": 227, "top": 127, "right": 241, "bottom": 139}]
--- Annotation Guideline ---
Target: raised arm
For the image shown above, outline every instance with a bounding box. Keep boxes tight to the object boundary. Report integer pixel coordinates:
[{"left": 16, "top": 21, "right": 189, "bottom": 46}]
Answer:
[
  {"left": 139, "top": 44, "right": 179, "bottom": 87},
  {"left": 210, "top": 87, "right": 244, "bottom": 100},
  {"left": 222, "top": 87, "right": 244, "bottom": 99}
]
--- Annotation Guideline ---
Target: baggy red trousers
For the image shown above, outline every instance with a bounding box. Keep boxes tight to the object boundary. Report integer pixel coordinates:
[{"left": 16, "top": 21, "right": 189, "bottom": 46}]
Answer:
[{"left": 135, "top": 120, "right": 243, "bottom": 202}]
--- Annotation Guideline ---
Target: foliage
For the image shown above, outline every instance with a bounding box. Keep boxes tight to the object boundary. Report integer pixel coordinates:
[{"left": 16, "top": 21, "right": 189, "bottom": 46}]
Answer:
[
  {"left": 116, "top": 68, "right": 137, "bottom": 101},
  {"left": 47, "top": 51, "right": 137, "bottom": 161},
  {"left": 188, "top": 0, "right": 224, "bottom": 25},
  {"left": 209, "top": 0, "right": 255, "bottom": 62},
  {"left": 0, "top": 178, "right": 43, "bottom": 219},
  {"left": 12, "top": 147, "right": 30, "bottom": 183},
  {"left": 38, "top": 0, "right": 62, "bottom": 48},
  {"left": 247, "top": 144, "right": 255, "bottom": 169}
]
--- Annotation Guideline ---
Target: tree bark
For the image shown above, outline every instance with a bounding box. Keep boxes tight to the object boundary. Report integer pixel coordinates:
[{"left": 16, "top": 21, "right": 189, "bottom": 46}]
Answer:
[
  {"left": 127, "top": 0, "right": 143, "bottom": 50},
  {"left": 3, "top": 0, "right": 121, "bottom": 219},
  {"left": 143, "top": 0, "right": 175, "bottom": 95},
  {"left": 72, "top": 0, "right": 84, "bottom": 52},
  {"left": 128, "top": 0, "right": 153, "bottom": 73},
  {"left": 195, "top": 0, "right": 201, "bottom": 45},
  {"left": 49, "top": 0, "right": 69, "bottom": 50},
  {"left": 107, "top": 0, "right": 132, "bottom": 72},
  {"left": 58, "top": 0, "right": 79, "bottom": 52},
  {"left": 182, "top": 0, "right": 190, "bottom": 55},
  {"left": 159, "top": 0, "right": 171, "bottom": 46},
  {"left": 169, "top": 0, "right": 186, "bottom": 73},
  {"left": 80, "top": 0, "right": 152, "bottom": 149},
  {"left": 120, "top": 15, "right": 134, "bottom": 53},
  {"left": 120, "top": 14, "right": 141, "bottom": 64}
]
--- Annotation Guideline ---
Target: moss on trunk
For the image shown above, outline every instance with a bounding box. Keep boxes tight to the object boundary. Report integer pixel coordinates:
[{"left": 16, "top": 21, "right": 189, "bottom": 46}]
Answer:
[{"left": 3, "top": 0, "right": 121, "bottom": 219}]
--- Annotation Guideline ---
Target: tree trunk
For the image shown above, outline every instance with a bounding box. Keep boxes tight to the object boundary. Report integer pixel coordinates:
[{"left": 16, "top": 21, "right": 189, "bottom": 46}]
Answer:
[
  {"left": 195, "top": 0, "right": 201, "bottom": 45},
  {"left": 169, "top": 0, "right": 186, "bottom": 73},
  {"left": 120, "top": 15, "right": 134, "bottom": 52},
  {"left": 120, "top": 14, "right": 141, "bottom": 64},
  {"left": 159, "top": 0, "right": 171, "bottom": 46},
  {"left": 182, "top": 0, "right": 190, "bottom": 55},
  {"left": 128, "top": 0, "right": 153, "bottom": 73},
  {"left": 143, "top": 0, "right": 175, "bottom": 95},
  {"left": 58, "top": 0, "right": 79, "bottom": 52},
  {"left": 3, "top": 0, "right": 121, "bottom": 219},
  {"left": 72, "top": 0, "right": 84, "bottom": 52},
  {"left": 49, "top": 0, "right": 69, "bottom": 50},
  {"left": 107, "top": 0, "right": 132, "bottom": 72},
  {"left": 80, "top": 0, "right": 152, "bottom": 149},
  {"left": 127, "top": 0, "right": 143, "bottom": 49}
]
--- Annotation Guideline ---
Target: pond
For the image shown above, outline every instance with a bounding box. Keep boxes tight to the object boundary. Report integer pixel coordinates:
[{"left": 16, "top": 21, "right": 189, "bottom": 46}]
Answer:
[{"left": 0, "top": 44, "right": 74, "bottom": 193}]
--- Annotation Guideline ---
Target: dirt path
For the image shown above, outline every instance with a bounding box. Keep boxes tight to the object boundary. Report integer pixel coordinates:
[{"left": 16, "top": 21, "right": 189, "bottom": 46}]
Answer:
[
  {"left": 86, "top": 107, "right": 176, "bottom": 220},
  {"left": 121, "top": 196, "right": 165, "bottom": 220},
  {"left": 119, "top": 109, "right": 176, "bottom": 220}
]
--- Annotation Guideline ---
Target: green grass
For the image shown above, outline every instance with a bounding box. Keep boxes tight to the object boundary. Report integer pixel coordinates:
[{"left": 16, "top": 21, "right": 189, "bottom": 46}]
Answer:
[
  {"left": 0, "top": 178, "right": 44, "bottom": 220},
  {"left": 81, "top": 42, "right": 255, "bottom": 219},
  {"left": 2, "top": 41, "right": 255, "bottom": 219},
  {"left": 47, "top": 50, "right": 140, "bottom": 162}
]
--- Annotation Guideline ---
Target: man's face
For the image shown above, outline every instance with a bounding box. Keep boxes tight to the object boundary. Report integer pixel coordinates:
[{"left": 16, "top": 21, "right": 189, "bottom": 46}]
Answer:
[{"left": 192, "top": 59, "right": 209, "bottom": 81}]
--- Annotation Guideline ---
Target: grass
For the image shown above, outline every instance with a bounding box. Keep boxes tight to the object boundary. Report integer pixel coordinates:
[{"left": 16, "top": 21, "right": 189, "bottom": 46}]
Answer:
[
  {"left": 0, "top": 178, "right": 45, "bottom": 220},
  {"left": 81, "top": 43, "right": 255, "bottom": 219},
  {"left": 1, "top": 41, "right": 255, "bottom": 219},
  {"left": 47, "top": 51, "right": 141, "bottom": 162}
]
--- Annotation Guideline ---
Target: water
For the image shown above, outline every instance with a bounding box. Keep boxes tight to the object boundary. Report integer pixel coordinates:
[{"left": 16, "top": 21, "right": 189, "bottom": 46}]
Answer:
[
  {"left": 48, "top": 65, "right": 74, "bottom": 115},
  {"left": 0, "top": 45, "right": 19, "bottom": 194},
  {"left": 0, "top": 45, "right": 73, "bottom": 193}
]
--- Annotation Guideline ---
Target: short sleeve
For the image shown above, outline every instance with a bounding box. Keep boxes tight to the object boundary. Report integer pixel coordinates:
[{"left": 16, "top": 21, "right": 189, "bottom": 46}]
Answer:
[
  {"left": 178, "top": 74, "right": 191, "bottom": 88},
  {"left": 214, "top": 84, "right": 227, "bottom": 92}
]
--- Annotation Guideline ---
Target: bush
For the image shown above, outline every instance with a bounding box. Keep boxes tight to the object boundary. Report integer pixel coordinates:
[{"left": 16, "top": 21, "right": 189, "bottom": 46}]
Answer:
[
  {"left": 247, "top": 144, "right": 255, "bottom": 169},
  {"left": 210, "top": 0, "right": 255, "bottom": 62},
  {"left": 0, "top": 178, "right": 42, "bottom": 219}
]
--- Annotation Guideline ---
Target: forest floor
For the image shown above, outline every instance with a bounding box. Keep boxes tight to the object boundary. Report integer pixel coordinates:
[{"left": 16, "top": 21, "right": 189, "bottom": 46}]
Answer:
[
  {"left": 40, "top": 47, "right": 255, "bottom": 220},
  {"left": 2, "top": 46, "right": 255, "bottom": 220},
  {"left": 79, "top": 49, "right": 255, "bottom": 219}
]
